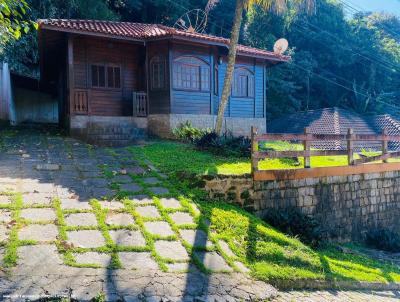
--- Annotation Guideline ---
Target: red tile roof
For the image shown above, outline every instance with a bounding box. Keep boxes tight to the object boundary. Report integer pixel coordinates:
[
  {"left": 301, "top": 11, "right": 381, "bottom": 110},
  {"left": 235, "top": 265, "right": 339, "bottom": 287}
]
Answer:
[
  {"left": 38, "top": 19, "right": 289, "bottom": 62},
  {"left": 268, "top": 107, "right": 400, "bottom": 151}
]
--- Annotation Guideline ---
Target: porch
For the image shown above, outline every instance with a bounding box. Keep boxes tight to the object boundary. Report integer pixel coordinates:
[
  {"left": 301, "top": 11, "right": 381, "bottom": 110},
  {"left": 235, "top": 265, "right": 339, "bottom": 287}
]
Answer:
[{"left": 72, "top": 90, "right": 148, "bottom": 118}]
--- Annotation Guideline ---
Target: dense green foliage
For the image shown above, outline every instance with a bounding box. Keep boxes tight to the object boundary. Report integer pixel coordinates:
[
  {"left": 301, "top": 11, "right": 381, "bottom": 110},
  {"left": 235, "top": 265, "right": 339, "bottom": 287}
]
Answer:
[
  {"left": 194, "top": 131, "right": 252, "bottom": 157},
  {"left": 173, "top": 122, "right": 251, "bottom": 157},
  {"left": 366, "top": 228, "right": 400, "bottom": 252},
  {"left": 0, "top": 1, "right": 35, "bottom": 51},
  {"left": 172, "top": 121, "right": 211, "bottom": 142},
  {"left": 263, "top": 207, "right": 324, "bottom": 247},
  {"left": 0, "top": 0, "right": 399, "bottom": 116}
]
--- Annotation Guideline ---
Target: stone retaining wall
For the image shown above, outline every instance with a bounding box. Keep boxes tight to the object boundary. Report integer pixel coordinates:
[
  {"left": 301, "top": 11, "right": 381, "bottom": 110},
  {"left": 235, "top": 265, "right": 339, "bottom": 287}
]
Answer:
[{"left": 201, "top": 171, "right": 400, "bottom": 242}]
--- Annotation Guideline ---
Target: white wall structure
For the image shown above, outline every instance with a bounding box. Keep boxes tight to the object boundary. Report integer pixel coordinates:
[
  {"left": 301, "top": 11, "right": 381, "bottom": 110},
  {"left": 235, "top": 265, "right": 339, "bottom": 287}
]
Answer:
[{"left": 0, "top": 63, "right": 16, "bottom": 124}]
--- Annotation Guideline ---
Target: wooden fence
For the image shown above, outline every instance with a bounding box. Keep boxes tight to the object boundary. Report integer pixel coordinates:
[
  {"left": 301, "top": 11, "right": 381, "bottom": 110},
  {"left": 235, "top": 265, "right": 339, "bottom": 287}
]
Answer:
[{"left": 251, "top": 126, "right": 400, "bottom": 180}]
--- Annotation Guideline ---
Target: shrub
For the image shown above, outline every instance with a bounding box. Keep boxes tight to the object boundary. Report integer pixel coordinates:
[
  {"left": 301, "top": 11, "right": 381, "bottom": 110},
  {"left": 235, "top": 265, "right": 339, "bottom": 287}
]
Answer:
[
  {"left": 194, "top": 131, "right": 251, "bottom": 158},
  {"left": 172, "top": 121, "right": 210, "bottom": 142},
  {"left": 263, "top": 207, "right": 324, "bottom": 247},
  {"left": 194, "top": 131, "right": 220, "bottom": 149},
  {"left": 365, "top": 228, "right": 400, "bottom": 252}
]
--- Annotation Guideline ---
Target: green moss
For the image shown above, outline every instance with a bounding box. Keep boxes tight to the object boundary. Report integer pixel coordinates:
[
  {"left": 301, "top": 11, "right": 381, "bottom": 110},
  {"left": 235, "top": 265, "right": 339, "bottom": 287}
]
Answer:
[{"left": 2, "top": 194, "right": 23, "bottom": 267}]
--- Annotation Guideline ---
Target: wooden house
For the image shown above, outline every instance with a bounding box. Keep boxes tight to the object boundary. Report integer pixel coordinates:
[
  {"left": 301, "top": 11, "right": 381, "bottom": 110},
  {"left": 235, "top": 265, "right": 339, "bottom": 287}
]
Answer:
[{"left": 38, "top": 19, "right": 288, "bottom": 145}]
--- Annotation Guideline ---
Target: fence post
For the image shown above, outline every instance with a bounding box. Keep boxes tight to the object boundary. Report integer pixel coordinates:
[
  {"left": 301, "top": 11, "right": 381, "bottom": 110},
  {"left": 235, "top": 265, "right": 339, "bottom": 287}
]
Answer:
[
  {"left": 251, "top": 126, "right": 258, "bottom": 175},
  {"left": 303, "top": 127, "right": 311, "bottom": 168},
  {"left": 382, "top": 129, "right": 388, "bottom": 163},
  {"left": 347, "top": 128, "right": 354, "bottom": 165}
]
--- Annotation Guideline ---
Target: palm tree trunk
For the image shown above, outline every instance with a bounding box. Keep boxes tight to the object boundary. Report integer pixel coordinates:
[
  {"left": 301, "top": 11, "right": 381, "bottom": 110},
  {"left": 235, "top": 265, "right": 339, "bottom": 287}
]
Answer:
[{"left": 215, "top": 0, "right": 244, "bottom": 135}]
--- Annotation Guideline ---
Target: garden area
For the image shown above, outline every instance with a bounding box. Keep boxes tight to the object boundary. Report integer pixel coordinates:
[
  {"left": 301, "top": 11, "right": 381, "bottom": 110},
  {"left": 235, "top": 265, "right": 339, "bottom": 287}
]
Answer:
[
  {"left": 125, "top": 123, "right": 400, "bottom": 286},
  {"left": 140, "top": 122, "right": 398, "bottom": 176}
]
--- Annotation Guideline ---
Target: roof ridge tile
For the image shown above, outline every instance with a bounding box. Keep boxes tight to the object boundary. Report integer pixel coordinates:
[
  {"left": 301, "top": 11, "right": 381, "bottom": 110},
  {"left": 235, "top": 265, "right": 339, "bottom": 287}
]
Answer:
[{"left": 38, "top": 19, "right": 289, "bottom": 61}]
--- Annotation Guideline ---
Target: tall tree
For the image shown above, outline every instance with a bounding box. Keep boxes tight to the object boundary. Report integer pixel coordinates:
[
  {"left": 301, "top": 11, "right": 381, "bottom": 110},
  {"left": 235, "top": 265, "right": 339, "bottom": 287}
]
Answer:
[
  {"left": 1, "top": 0, "right": 118, "bottom": 77},
  {"left": 209, "top": 0, "right": 315, "bottom": 134},
  {"left": 0, "top": 0, "right": 33, "bottom": 43}
]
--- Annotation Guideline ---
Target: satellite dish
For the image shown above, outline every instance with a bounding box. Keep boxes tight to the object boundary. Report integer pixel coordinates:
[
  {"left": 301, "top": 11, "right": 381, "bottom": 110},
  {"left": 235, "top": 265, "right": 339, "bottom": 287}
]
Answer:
[
  {"left": 273, "top": 38, "right": 289, "bottom": 54},
  {"left": 174, "top": 9, "right": 208, "bottom": 33}
]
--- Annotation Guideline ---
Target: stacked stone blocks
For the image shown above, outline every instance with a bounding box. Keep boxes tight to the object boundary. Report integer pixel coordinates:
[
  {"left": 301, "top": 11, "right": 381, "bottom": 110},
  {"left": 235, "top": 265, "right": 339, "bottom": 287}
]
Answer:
[{"left": 201, "top": 170, "right": 400, "bottom": 241}]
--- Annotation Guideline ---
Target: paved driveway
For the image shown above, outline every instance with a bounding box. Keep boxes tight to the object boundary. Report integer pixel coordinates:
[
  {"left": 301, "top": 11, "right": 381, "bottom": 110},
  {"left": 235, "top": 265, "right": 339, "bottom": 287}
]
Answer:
[
  {"left": 0, "top": 128, "right": 398, "bottom": 302},
  {"left": 0, "top": 128, "right": 274, "bottom": 301}
]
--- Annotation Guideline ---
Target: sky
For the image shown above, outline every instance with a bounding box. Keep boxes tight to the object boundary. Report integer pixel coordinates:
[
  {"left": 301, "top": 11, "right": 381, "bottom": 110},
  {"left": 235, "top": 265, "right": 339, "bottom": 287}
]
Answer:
[{"left": 347, "top": 0, "right": 400, "bottom": 16}]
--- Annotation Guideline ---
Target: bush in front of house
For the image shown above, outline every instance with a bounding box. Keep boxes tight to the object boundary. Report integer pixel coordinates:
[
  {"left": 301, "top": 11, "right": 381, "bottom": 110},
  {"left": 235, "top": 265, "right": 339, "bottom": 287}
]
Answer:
[
  {"left": 365, "top": 228, "right": 400, "bottom": 252},
  {"left": 172, "top": 121, "right": 211, "bottom": 142},
  {"left": 194, "top": 131, "right": 251, "bottom": 157},
  {"left": 263, "top": 207, "right": 324, "bottom": 247},
  {"left": 173, "top": 121, "right": 251, "bottom": 158}
]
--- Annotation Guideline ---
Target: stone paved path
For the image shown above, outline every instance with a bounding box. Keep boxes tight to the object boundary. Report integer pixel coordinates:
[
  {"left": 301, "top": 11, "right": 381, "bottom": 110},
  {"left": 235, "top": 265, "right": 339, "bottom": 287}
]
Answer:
[
  {"left": 273, "top": 290, "right": 400, "bottom": 301},
  {"left": 0, "top": 128, "right": 275, "bottom": 301},
  {"left": 0, "top": 128, "right": 398, "bottom": 302}
]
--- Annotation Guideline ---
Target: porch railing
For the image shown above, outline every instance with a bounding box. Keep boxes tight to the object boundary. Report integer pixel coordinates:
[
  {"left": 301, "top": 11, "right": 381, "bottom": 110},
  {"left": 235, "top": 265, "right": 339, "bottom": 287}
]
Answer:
[
  {"left": 73, "top": 90, "right": 88, "bottom": 114},
  {"left": 133, "top": 91, "right": 147, "bottom": 117}
]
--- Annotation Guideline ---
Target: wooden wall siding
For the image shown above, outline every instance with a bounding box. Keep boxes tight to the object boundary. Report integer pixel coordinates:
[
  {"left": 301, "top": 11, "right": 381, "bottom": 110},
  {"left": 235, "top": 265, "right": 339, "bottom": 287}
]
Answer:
[
  {"left": 73, "top": 41, "right": 87, "bottom": 88},
  {"left": 72, "top": 36, "right": 141, "bottom": 116},
  {"left": 212, "top": 55, "right": 261, "bottom": 118},
  {"left": 254, "top": 64, "right": 264, "bottom": 118},
  {"left": 213, "top": 60, "right": 230, "bottom": 117},
  {"left": 172, "top": 90, "right": 211, "bottom": 114},
  {"left": 170, "top": 43, "right": 213, "bottom": 115},
  {"left": 147, "top": 41, "right": 170, "bottom": 115}
]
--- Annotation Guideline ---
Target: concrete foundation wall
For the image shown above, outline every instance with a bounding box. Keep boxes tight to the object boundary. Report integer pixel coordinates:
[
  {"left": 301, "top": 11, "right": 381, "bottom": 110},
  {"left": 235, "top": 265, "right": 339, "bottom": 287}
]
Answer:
[
  {"left": 148, "top": 113, "right": 266, "bottom": 138},
  {"left": 201, "top": 171, "right": 400, "bottom": 242},
  {"left": 70, "top": 115, "right": 147, "bottom": 146}
]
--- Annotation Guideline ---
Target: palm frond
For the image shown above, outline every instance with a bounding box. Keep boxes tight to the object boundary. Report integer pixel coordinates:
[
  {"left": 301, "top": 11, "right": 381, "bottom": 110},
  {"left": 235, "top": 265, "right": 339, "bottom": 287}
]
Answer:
[
  {"left": 205, "top": 0, "right": 220, "bottom": 14},
  {"left": 246, "top": 0, "right": 287, "bottom": 14},
  {"left": 292, "top": 0, "right": 316, "bottom": 15},
  {"left": 245, "top": 0, "right": 315, "bottom": 15}
]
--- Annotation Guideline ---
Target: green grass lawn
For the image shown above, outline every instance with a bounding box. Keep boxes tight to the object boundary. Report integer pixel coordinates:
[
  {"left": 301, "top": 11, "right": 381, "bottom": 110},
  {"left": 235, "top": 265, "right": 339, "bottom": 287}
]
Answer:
[
  {"left": 136, "top": 140, "right": 349, "bottom": 175},
  {"left": 138, "top": 140, "right": 399, "bottom": 176},
  {"left": 129, "top": 141, "right": 400, "bottom": 286},
  {"left": 201, "top": 202, "right": 400, "bottom": 284}
]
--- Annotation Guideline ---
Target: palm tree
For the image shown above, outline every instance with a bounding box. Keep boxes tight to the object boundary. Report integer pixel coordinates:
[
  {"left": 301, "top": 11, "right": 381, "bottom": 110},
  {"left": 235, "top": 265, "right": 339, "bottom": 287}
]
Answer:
[{"left": 208, "top": 0, "right": 316, "bottom": 135}]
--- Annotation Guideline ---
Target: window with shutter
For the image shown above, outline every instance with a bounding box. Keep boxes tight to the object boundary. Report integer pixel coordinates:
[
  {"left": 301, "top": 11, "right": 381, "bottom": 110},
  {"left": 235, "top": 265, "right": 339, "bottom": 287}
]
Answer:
[
  {"left": 150, "top": 56, "right": 166, "bottom": 90},
  {"left": 91, "top": 64, "right": 120, "bottom": 89},
  {"left": 232, "top": 67, "right": 255, "bottom": 98},
  {"left": 172, "top": 56, "right": 210, "bottom": 92}
]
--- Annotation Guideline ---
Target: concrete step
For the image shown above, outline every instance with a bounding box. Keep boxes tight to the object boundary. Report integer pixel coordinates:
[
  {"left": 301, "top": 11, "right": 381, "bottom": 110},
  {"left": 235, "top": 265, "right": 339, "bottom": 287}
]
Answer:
[
  {"left": 85, "top": 123, "right": 147, "bottom": 146},
  {"left": 86, "top": 138, "right": 136, "bottom": 147}
]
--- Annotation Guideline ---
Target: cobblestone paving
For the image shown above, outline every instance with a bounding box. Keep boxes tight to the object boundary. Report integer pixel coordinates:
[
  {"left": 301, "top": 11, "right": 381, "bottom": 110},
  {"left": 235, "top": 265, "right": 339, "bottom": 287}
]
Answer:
[
  {"left": 0, "top": 129, "right": 398, "bottom": 302},
  {"left": 273, "top": 290, "right": 400, "bottom": 301},
  {"left": 0, "top": 129, "right": 275, "bottom": 301}
]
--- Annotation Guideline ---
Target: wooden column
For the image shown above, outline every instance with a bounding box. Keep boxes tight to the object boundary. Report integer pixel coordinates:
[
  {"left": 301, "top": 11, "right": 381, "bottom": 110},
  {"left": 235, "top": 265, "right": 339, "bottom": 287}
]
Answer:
[
  {"left": 303, "top": 127, "right": 311, "bottom": 168},
  {"left": 251, "top": 126, "right": 258, "bottom": 175},
  {"left": 347, "top": 128, "right": 354, "bottom": 165},
  {"left": 67, "top": 35, "right": 74, "bottom": 115},
  {"left": 382, "top": 129, "right": 388, "bottom": 163}
]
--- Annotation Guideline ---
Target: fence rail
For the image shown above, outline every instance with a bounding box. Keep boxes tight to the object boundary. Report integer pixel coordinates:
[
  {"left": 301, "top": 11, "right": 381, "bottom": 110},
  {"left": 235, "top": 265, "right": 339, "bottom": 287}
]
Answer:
[{"left": 251, "top": 126, "right": 400, "bottom": 178}]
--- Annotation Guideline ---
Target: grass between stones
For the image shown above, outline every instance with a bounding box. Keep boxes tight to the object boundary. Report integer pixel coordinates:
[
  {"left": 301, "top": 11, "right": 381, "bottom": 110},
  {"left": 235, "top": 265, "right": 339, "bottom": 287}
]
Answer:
[
  {"left": 2, "top": 193, "right": 37, "bottom": 267},
  {"left": 3, "top": 136, "right": 398, "bottom": 285},
  {"left": 128, "top": 143, "right": 400, "bottom": 285}
]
